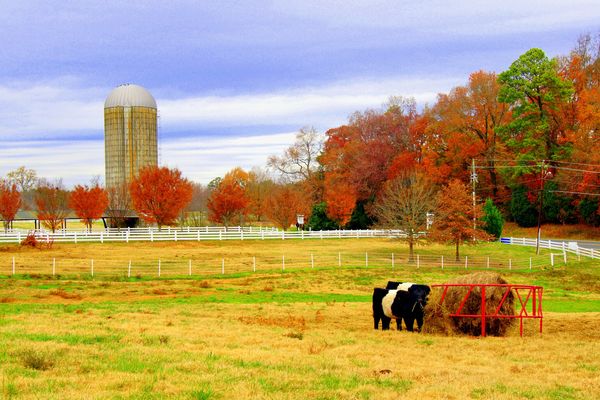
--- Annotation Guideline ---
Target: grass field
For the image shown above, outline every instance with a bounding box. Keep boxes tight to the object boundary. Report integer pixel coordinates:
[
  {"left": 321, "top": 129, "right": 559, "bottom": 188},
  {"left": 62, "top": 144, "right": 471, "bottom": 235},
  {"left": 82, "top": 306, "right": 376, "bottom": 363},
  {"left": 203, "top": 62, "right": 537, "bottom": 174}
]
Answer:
[{"left": 0, "top": 239, "right": 599, "bottom": 399}]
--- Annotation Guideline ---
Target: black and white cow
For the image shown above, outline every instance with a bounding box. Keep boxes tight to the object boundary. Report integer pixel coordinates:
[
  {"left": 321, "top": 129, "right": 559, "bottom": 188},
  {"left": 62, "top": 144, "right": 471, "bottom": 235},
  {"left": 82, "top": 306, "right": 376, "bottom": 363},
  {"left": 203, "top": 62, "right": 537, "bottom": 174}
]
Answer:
[{"left": 372, "top": 282, "right": 431, "bottom": 332}]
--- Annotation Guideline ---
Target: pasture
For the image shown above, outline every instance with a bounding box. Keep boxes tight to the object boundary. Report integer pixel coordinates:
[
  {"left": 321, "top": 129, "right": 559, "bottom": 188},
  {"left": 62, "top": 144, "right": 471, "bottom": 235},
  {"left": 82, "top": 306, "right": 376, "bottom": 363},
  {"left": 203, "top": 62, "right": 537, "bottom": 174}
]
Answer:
[{"left": 0, "top": 239, "right": 599, "bottom": 399}]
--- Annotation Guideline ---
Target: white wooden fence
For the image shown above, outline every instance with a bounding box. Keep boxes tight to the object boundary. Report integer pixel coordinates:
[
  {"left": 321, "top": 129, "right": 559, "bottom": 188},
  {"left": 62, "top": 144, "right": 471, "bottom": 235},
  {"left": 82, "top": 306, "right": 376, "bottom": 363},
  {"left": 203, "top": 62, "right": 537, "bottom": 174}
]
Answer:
[
  {"left": 3, "top": 251, "right": 555, "bottom": 278},
  {"left": 0, "top": 227, "right": 408, "bottom": 244},
  {"left": 500, "top": 237, "right": 600, "bottom": 260}
]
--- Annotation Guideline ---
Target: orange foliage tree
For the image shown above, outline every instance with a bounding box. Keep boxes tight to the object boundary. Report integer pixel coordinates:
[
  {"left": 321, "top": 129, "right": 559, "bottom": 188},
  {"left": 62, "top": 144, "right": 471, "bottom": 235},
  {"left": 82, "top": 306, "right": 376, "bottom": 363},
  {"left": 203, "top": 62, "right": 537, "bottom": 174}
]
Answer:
[
  {"left": 129, "top": 166, "right": 194, "bottom": 230},
  {"left": 264, "top": 184, "right": 307, "bottom": 230},
  {"left": 0, "top": 181, "right": 21, "bottom": 231},
  {"left": 323, "top": 173, "right": 356, "bottom": 227},
  {"left": 207, "top": 168, "right": 250, "bottom": 228},
  {"left": 431, "top": 180, "right": 491, "bottom": 261},
  {"left": 35, "top": 183, "right": 69, "bottom": 233},
  {"left": 69, "top": 184, "right": 109, "bottom": 231}
]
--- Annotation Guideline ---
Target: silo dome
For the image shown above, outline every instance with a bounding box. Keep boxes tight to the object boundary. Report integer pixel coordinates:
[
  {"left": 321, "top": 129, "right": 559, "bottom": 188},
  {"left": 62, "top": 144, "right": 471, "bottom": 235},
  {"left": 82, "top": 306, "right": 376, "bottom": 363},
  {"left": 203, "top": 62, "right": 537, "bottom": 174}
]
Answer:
[{"left": 104, "top": 83, "right": 157, "bottom": 109}]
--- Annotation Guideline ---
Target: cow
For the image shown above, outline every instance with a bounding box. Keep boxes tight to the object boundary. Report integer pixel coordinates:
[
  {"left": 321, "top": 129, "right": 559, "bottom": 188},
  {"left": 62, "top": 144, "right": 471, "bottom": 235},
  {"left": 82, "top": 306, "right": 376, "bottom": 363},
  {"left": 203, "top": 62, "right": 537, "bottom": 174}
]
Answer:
[{"left": 372, "top": 282, "right": 431, "bottom": 332}]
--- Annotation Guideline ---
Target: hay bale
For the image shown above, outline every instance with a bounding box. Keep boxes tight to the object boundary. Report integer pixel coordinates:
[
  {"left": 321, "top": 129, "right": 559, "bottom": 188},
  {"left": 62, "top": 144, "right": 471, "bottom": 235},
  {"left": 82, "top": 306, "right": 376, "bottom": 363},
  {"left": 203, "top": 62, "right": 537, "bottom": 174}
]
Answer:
[{"left": 423, "top": 272, "right": 516, "bottom": 336}]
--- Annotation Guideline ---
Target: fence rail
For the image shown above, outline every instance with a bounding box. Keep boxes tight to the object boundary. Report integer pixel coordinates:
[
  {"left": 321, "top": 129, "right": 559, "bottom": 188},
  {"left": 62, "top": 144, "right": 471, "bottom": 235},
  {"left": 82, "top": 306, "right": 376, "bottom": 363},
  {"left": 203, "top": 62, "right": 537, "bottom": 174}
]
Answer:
[
  {"left": 0, "top": 227, "right": 408, "bottom": 244},
  {"left": 500, "top": 237, "right": 599, "bottom": 260},
  {"left": 2, "top": 251, "right": 557, "bottom": 279}
]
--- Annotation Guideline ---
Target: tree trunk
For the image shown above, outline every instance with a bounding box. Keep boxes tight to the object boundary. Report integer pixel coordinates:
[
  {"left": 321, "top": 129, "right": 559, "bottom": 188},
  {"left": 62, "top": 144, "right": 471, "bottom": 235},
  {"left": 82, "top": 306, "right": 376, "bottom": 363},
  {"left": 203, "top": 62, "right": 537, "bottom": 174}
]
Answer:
[
  {"left": 408, "top": 239, "right": 414, "bottom": 263},
  {"left": 455, "top": 239, "right": 460, "bottom": 262}
]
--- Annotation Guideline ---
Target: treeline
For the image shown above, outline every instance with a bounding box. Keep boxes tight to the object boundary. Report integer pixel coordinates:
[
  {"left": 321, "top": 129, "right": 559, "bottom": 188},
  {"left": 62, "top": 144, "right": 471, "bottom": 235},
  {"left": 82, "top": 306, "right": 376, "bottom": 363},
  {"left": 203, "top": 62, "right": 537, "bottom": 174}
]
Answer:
[{"left": 1, "top": 34, "right": 598, "bottom": 236}]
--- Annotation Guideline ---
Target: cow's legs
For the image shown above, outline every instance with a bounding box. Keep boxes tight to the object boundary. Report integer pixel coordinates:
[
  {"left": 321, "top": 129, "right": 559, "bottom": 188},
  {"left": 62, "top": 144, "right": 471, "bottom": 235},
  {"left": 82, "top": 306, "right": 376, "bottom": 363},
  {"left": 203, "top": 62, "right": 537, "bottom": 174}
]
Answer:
[
  {"left": 404, "top": 315, "right": 415, "bottom": 332},
  {"left": 396, "top": 317, "right": 402, "bottom": 331},
  {"left": 374, "top": 315, "right": 381, "bottom": 330},
  {"left": 416, "top": 313, "right": 424, "bottom": 332},
  {"left": 381, "top": 316, "right": 392, "bottom": 330}
]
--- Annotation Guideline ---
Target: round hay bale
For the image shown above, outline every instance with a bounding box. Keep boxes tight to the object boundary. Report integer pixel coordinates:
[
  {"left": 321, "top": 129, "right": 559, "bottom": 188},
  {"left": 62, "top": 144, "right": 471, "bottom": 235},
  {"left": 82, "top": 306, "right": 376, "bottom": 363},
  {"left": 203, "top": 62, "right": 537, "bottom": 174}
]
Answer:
[{"left": 423, "top": 272, "right": 516, "bottom": 336}]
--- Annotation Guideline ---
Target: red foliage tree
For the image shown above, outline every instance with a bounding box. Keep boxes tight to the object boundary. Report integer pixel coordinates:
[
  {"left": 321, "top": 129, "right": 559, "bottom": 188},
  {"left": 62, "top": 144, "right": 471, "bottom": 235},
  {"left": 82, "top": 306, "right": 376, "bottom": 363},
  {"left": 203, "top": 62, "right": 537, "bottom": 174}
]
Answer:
[
  {"left": 0, "top": 182, "right": 21, "bottom": 231},
  {"left": 264, "top": 184, "right": 307, "bottom": 230},
  {"left": 35, "top": 183, "right": 69, "bottom": 233},
  {"left": 207, "top": 168, "right": 250, "bottom": 228},
  {"left": 69, "top": 184, "right": 109, "bottom": 231},
  {"left": 431, "top": 180, "right": 491, "bottom": 260},
  {"left": 129, "top": 166, "right": 194, "bottom": 229},
  {"left": 323, "top": 173, "right": 357, "bottom": 227}
]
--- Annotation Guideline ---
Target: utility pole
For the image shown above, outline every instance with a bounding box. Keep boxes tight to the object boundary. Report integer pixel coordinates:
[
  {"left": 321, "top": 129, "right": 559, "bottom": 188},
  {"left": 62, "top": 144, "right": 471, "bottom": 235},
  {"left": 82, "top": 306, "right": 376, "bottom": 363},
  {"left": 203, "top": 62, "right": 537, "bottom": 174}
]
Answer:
[
  {"left": 471, "top": 158, "right": 478, "bottom": 231},
  {"left": 536, "top": 160, "right": 545, "bottom": 255}
]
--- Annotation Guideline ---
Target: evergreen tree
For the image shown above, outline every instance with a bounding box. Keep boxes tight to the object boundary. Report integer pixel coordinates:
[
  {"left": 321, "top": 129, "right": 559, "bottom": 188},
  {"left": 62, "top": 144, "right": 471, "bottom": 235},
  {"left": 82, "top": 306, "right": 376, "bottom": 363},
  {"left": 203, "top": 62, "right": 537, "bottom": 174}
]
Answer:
[{"left": 482, "top": 198, "right": 504, "bottom": 239}]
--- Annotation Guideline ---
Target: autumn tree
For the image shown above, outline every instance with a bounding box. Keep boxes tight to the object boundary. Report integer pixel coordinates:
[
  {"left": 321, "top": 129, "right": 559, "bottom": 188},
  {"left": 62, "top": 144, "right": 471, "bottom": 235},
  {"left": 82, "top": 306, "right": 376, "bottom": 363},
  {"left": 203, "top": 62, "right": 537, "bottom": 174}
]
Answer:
[
  {"left": 323, "top": 173, "right": 356, "bottom": 228},
  {"left": 207, "top": 167, "right": 250, "bottom": 228},
  {"left": 373, "top": 173, "right": 437, "bottom": 261},
  {"left": 264, "top": 183, "right": 306, "bottom": 230},
  {"left": 35, "top": 182, "right": 69, "bottom": 233},
  {"left": 129, "top": 166, "right": 194, "bottom": 230},
  {"left": 6, "top": 166, "right": 38, "bottom": 192},
  {"left": 431, "top": 180, "right": 491, "bottom": 261},
  {"left": 69, "top": 184, "right": 109, "bottom": 231},
  {"left": 0, "top": 181, "right": 21, "bottom": 232},
  {"left": 246, "top": 167, "right": 275, "bottom": 223},
  {"left": 106, "top": 182, "right": 132, "bottom": 229},
  {"left": 268, "top": 126, "right": 324, "bottom": 202}
]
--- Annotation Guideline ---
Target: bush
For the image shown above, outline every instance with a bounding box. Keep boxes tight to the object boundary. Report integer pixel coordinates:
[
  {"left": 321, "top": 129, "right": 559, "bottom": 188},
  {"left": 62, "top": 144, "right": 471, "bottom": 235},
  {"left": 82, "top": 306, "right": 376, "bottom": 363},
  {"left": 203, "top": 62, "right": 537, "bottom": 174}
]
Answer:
[
  {"left": 21, "top": 350, "right": 54, "bottom": 370},
  {"left": 510, "top": 186, "right": 537, "bottom": 227},
  {"left": 307, "top": 202, "right": 338, "bottom": 231},
  {"left": 482, "top": 198, "right": 504, "bottom": 239},
  {"left": 579, "top": 199, "right": 600, "bottom": 226}
]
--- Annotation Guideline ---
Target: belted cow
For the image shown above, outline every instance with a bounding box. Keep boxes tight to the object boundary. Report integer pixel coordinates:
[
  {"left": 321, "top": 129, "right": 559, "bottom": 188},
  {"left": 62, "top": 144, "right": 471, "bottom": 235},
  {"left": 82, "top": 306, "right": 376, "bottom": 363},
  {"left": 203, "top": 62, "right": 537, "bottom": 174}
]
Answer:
[{"left": 372, "top": 281, "right": 431, "bottom": 332}]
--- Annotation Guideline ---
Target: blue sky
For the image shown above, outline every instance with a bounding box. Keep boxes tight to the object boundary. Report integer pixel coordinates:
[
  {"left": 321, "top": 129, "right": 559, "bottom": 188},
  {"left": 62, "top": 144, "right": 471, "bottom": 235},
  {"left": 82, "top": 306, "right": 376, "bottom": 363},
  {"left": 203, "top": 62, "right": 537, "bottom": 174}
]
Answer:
[{"left": 1, "top": 1, "right": 599, "bottom": 186}]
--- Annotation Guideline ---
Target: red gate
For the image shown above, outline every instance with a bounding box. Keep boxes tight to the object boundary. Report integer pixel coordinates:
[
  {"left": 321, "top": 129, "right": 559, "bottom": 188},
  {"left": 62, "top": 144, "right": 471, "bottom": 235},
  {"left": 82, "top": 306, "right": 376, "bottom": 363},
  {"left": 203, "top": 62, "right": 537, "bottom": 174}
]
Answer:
[{"left": 431, "top": 284, "right": 544, "bottom": 337}]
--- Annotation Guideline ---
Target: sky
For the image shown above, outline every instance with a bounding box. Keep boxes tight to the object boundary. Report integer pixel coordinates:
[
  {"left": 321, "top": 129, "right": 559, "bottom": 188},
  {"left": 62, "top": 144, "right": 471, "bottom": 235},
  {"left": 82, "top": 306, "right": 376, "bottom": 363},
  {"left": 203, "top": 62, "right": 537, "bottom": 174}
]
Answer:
[{"left": 1, "top": 0, "right": 599, "bottom": 186}]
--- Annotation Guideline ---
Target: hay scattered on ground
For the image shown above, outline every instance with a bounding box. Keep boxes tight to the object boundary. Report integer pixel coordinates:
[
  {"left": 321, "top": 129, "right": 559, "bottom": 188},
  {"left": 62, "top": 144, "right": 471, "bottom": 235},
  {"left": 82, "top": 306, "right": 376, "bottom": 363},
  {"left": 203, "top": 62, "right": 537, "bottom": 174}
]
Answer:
[{"left": 423, "top": 272, "right": 516, "bottom": 336}]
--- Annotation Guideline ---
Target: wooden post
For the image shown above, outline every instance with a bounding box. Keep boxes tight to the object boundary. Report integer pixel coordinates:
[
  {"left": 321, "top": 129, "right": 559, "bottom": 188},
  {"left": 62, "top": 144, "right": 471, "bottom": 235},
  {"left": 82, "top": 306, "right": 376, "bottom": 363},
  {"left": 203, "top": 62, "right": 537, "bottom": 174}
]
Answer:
[
  {"left": 417, "top": 254, "right": 420, "bottom": 269},
  {"left": 282, "top": 255, "right": 285, "bottom": 271},
  {"left": 487, "top": 257, "right": 489, "bottom": 269},
  {"left": 365, "top": 252, "right": 368, "bottom": 268},
  {"left": 128, "top": 260, "right": 131, "bottom": 278},
  {"left": 338, "top": 252, "right": 341, "bottom": 267},
  {"left": 91, "top": 259, "right": 94, "bottom": 277},
  {"left": 509, "top": 259, "right": 512, "bottom": 270},
  {"left": 311, "top": 253, "right": 314, "bottom": 269},
  {"left": 188, "top": 260, "right": 192, "bottom": 276},
  {"left": 253, "top": 256, "right": 256, "bottom": 272},
  {"left": 392, "top": 253, "right": 394, "bottom": 271},
  {"left": 441, "top": 255, "right": 444, "bottom": 270},
  {"left": 529, "top": 257, "right": 532, "bottom": 270},
  {"left": 221, "top": 258, "right": 225, "bottom": 274},
  {"left": 158, "top": 259, "right": 161, "bottom": 277},
  {"left": 465, "top": 256, "right": 468, "bottom": 269}
]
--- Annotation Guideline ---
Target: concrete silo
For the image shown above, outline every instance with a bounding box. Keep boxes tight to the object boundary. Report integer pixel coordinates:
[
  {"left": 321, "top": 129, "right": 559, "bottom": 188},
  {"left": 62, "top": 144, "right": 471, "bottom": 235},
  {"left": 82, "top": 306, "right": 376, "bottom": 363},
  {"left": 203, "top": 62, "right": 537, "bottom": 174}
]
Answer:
[{"left": 104, "top": 84, "right": 158, "bottom": 188}]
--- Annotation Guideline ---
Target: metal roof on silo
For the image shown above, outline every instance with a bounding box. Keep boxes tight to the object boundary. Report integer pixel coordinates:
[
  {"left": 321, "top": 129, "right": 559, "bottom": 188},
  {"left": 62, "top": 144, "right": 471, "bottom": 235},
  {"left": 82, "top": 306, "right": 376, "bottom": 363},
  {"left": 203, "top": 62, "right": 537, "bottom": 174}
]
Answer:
[{"left": 104, "top": 84, "right": 157, "bottom": 108}]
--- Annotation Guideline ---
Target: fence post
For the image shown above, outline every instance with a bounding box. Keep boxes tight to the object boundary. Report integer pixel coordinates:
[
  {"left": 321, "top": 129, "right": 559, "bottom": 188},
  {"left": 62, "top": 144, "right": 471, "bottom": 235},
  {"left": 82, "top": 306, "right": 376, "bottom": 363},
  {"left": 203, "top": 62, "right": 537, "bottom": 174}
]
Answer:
[
  {"left": 188, "top": 260, "right": 192, "bottom": 276},
  {"left": 150, "top": 230, "right": 154, "bottom": 242},
  {"left": 221, "top": 259, "right": 225, "bottom": 274},
  {"left": 550, "top": 254, "right": 554, "bottom": 267},
  {"left": 91, "top": 259, "right": 94, "bottom": 277},
  {"left": 365, "top": 252, "right": 368, "bottom": 268},
  {"left": 197, "top": 230, "right": 200, "bottom": 241},
  {"left": 12, "top": 256, "right": 15, "bottom": 275},
  {"left": 481, "top": 286, "right": 487, "bottom": 337},
  {"left": 282, "top": 255, "right": 285, "bottom": 271},
  {"left": 158, "top": 259, "right": 161, "bottom": 277},
  {"left": 563, "top": 251, "right": 567, "bottom": 264},
  {"left": 128, "top": 260, "right": 131, "bottom": 278},
  {"left": 509, "top": 259, "right": 512, "bottom": 270},
  {"left": 392, "top": 253, "right": 394, "bottom": 271},
  {"left": 301, "top": 230, "right": 304, "bottom": 240},
  {"left": 465, "top": 256, "right": 468, "bottom": 269},
  {"left": 311, "top": 253, "right": 314, "bottom": 269},
  {"left": 241, "top": 230, "right": 244, "bottom": 240},
  {"left": 487, "top": 257, "right": 489, "bottom": 269},
  {"left": 417, "top": 254, "right": 420, "bottom": 269},
  {"left": 282, "top": 231, "right": 285, "bottom": 240},
  {"left": 441, "top": 256, "right": 444, "bottom": 270},
  {"left": 52, "top": 258, "right": 56, "bottom": 276},
  {"left": 253, "top": 256, "right": 256, "bottom": 272},
  {"left": 338, "top": 252, "right": 341, "bottom": 267},
  {"left": 219, "top": 231, "right": 222, "bottom": 241},
  {"left": 74, "top": 232, "right": 77, "bottom": 244}
]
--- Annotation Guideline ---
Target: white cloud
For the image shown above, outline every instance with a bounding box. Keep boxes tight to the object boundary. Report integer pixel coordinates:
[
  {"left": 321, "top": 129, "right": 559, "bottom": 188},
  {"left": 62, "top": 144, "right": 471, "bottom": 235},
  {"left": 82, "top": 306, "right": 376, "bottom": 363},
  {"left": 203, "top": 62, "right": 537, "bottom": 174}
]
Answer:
[
  {"left": 0, "top": 132, "right": 298, "bottom": 186},
  {"left": 0, "top": 76, "right": 457, "bottom": 140}
]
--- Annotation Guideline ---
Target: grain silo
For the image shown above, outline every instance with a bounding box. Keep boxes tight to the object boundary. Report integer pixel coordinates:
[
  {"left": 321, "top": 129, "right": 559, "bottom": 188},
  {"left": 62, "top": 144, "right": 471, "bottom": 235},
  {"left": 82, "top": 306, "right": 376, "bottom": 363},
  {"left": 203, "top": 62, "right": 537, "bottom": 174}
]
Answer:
[{"left": 104, "top": 84, "right": 158, "bottom": 188}]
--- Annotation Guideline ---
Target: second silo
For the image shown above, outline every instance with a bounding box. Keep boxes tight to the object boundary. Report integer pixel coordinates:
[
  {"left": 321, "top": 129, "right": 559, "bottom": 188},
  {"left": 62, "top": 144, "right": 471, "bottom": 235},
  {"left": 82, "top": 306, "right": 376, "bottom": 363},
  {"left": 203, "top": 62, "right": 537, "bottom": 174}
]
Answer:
[{"left": 104, "top": 84, "right": 158, "bottom": 188}]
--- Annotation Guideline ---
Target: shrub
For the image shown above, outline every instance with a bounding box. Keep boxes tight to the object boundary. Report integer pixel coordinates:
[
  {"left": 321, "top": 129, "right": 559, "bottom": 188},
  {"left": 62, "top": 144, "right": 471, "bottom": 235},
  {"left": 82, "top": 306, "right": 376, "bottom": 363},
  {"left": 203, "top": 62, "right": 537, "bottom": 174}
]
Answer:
[
  {"left": 307, "top": 202, "right": 338, "bottom": 231},
  {"left": 482, "top": 198, "right": 504, "bottom": 239},
  {"left": 510, "top": 186, "right": 537, "bottom": 227},
  {"left": 21, "top": 350, "right": 54, "bottom": 371}
]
